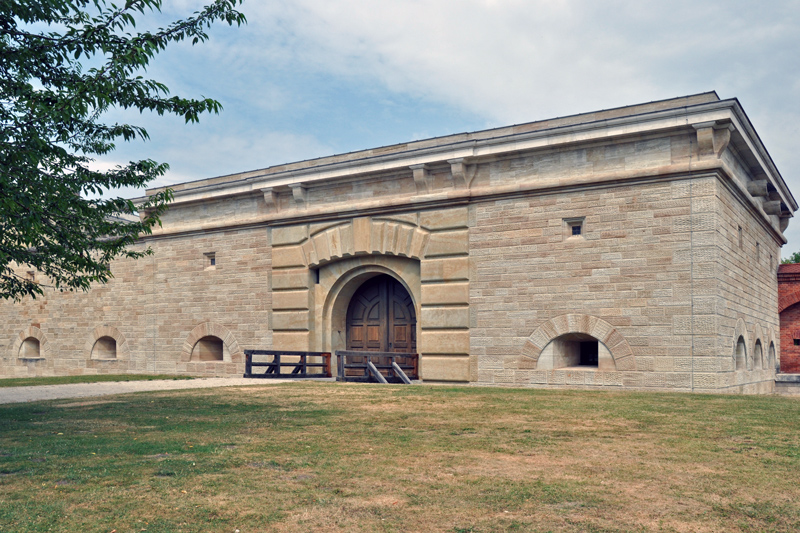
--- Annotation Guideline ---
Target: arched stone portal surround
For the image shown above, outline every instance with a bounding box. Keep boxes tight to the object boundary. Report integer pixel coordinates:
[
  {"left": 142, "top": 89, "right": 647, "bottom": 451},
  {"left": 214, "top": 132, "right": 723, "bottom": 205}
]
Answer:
[
  {"left": 520, "top": 314, "right": 636, "bottom": 372},
  {"left": 317, "top": 257, "right": 421, "bottom": 375},
  {"left": 270, "top": 208, "right": 473, "bottom": 382}
]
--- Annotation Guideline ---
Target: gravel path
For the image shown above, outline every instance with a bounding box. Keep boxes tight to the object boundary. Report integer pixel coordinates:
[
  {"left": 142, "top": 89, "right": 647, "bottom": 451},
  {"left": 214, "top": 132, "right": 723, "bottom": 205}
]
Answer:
[{"left": 0, "top": 377, "right": 308, "bottom": 404}]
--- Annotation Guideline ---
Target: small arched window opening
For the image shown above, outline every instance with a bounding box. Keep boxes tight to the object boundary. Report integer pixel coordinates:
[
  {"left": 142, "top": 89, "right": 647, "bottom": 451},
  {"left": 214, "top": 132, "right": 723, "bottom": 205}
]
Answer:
[
  {"left": 537, "top": 333, "right": 614, "bottom": 370},
  {"left": 92, "top": 336, "right": 117, "bottom": 359},
  {"left": 19, "top": 337, "right": 40, "bottom": 359},
  {"left": 753, "top": 341, "right": 763, "bottom": 370},
  {"left": 735, "top": 336, "right": 747, "bottom": 370},
  {"left": 191, "top": 336, "right": 224, "bottom": 361},
  {"left": 769, "top": 343, "right": 776, "bottom": 372}
]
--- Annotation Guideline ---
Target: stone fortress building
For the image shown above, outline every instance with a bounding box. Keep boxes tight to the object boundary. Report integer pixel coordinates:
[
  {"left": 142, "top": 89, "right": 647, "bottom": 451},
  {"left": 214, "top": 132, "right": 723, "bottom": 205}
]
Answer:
[{"left": 2, "top": 92, "right": 796, "bottom": 393}]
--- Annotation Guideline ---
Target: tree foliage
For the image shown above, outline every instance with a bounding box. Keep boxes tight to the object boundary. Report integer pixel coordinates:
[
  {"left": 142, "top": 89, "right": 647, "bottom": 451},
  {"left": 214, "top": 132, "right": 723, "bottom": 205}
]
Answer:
[
  {"left": 781, "top": 251, "right": 800, "bottom": 264},
  {"left": 0, "top": 0, "right": 246, "bottom": 300}
]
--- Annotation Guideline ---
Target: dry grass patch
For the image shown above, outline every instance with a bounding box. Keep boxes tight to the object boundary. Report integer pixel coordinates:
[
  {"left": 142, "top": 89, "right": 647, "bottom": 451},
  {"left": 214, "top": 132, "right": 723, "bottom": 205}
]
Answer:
[{"left": 1, "top": 383, "right": 800, "bottom": 532}]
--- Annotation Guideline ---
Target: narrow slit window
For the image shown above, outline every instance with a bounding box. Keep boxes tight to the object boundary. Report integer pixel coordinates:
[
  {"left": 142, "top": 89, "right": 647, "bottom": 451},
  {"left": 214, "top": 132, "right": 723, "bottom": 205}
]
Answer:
[{"left": 204, "top": 252, "right": 216, "bottom": 270}]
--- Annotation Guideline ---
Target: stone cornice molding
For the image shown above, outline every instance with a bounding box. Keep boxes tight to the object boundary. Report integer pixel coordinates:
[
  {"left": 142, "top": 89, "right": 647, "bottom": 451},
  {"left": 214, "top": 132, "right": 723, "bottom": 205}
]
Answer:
[{"left": 136, "top": 98, "right": 794, "bottom": 216}]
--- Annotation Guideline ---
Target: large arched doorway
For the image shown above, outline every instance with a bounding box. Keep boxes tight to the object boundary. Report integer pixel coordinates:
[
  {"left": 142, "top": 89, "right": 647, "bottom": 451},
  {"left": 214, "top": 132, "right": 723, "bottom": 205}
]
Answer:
[{"left": 346, "top": 274, "right": 416, "bottom": 353}]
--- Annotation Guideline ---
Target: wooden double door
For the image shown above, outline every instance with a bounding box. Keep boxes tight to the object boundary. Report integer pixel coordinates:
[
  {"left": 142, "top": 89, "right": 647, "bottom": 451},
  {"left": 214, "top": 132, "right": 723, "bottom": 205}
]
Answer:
[{"left": 346, "top": 275, "right": 416, "bottom": 353}]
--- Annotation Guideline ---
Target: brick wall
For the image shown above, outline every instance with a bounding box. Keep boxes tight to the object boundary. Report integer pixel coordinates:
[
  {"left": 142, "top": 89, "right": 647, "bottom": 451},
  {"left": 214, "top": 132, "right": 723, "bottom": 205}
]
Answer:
[{"left": 779, "top": 264, "right": 800, "bottom": 373}]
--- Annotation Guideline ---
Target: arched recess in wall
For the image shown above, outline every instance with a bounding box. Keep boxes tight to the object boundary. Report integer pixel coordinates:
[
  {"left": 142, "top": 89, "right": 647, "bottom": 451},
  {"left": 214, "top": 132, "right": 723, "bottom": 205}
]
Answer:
[
  {"left": 11, "top": 326, "right": 50, "bottom": 360},
  {"left": 85, "top": 325, "right": 131, "bottom": 360},
  {"left": 768, "top": 327, "right": 778, "bottom": 372},
  {"left": 779, "top": 288, "right": 800, "bottom": 313},
  {"left": 520, "top": 314, "right": 636, "bottom": 371},
  {"left": 732, "top": 318, "right": 750, "bottom": 371},
  {"left": 752, "top": 323, "right": 764, "bottom": 370},
  {"left": 318, "top": 256, "right": 421, "bottom": 359},
  {"left": 181, "top": 323, "right": 243, "bottom": 363},
  {"left": 302, "top": 218, "right": 430, "bottom": 268}
]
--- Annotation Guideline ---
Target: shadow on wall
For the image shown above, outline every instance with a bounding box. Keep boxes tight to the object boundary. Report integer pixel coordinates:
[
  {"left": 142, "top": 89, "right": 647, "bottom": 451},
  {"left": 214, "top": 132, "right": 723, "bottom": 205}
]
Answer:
[{"left": 536, "top": 333, "right": 614, "bottom": 370}]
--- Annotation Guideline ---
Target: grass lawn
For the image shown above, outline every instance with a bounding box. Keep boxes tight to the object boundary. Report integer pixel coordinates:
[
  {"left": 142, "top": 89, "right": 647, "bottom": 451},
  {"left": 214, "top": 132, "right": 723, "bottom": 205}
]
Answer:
[
  {"left": 1, "top": 383, "right": 800, "bottom": 532},
  {"left": 0, "top": 374, "right": 195, "bottom": 388}
]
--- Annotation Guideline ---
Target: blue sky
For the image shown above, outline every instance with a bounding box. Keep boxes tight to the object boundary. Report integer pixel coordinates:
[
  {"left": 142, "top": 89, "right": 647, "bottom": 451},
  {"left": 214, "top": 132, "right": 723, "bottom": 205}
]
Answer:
[{"left": 98, "top": 0, "right": 800, "bottom": 253}]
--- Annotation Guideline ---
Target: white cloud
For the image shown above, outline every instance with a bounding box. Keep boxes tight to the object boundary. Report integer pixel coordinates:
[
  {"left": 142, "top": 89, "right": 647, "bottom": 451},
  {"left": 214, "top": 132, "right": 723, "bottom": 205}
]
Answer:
[{"left": 95, "top": 0, "right": 800, "bottom": 250}]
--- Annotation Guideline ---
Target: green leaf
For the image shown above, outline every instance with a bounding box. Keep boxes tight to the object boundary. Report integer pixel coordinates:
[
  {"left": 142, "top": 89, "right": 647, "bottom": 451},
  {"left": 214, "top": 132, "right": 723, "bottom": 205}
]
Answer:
[{"left": 0, "top": 0, "right": 246, "bottom": 301}]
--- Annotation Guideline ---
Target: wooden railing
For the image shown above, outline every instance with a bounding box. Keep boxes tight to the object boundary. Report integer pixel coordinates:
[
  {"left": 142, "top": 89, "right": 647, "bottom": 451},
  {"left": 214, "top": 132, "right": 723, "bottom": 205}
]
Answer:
[
  {"left": 244, "top": 350, "right": 331, "bottom": 379},
  {"left": 336, "top": 350, "right": 418, "bottom": 383}
]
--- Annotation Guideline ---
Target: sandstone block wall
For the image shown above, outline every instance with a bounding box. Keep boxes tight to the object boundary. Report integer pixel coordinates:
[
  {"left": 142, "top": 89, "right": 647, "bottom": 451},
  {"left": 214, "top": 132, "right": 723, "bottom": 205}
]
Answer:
[
  {"left": 1, "top": 228, "right": 272, "bottom": 378},
  {"left": 1, "top": 94, "right": 793, "bottom": 393}
]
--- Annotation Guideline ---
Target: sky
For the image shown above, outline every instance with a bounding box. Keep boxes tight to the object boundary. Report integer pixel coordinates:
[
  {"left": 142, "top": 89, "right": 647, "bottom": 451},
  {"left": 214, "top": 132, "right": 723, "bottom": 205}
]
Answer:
[{"left": 97, "top": 0, "right": 800, "bottom": 254}]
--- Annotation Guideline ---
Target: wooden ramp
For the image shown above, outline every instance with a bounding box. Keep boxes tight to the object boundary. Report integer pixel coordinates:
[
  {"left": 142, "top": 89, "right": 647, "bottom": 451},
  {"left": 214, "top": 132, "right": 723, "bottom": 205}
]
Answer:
[{"left": 336, "top": 350, "right": 418, "bottom": 384}]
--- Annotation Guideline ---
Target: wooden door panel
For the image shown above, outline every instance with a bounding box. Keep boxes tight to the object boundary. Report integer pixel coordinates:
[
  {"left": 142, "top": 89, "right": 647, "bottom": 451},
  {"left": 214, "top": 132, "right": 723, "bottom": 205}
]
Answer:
[{"left": 346, "top": 274, "right": 416, "bottom": 354}]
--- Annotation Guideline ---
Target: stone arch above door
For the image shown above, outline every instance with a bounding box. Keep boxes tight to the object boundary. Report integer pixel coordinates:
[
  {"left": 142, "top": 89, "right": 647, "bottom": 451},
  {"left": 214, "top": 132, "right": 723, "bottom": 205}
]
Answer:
[
  {"left": 301, "top": 217, "right": 430, "bottom": 267},
  {"left": 520, "top": 314, "right": 636, "bottom": 371},
  {"left": 317, "top": 256, "right": 421, "bottom": 357}
]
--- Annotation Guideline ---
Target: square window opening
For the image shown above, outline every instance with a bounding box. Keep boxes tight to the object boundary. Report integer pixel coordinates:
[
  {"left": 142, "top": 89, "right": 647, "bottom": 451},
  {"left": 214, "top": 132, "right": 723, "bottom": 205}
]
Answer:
[
  {"left": 564, "top": 217, "right": 586, "bottom": 240},
  {"left": 204, "top": 252, "right": 216, "bottom": 270}
]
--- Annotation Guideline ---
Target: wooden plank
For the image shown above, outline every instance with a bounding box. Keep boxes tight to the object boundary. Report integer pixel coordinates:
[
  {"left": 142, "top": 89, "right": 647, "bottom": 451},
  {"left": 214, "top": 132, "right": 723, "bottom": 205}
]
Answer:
[
  {"left": 392, "top": 362, "right": 412, "bottom": 384},
  {"left": 244, "top": 350, "right": 331, "bottom": 378},
  {"left": 367, "top": 361, "right": 388, "bottom": 384}
]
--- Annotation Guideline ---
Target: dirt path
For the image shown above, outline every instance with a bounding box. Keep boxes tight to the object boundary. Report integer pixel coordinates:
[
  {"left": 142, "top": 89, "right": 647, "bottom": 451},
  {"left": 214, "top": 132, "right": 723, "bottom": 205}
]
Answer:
[{"left": 0, "top": 377, "right": 312, "bottom": 404}]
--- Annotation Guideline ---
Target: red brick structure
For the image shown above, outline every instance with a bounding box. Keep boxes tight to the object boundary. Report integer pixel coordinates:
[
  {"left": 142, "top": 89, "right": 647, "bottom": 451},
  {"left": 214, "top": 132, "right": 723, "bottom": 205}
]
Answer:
[{"left": 778, "top": 264, "right": 800, "bottom": 373}]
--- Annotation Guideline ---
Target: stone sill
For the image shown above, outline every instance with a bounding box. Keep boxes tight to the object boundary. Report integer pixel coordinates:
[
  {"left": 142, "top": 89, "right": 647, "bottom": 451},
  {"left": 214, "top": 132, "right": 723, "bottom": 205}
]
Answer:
[
  {"left": 775, "top": 373, "right": 800, "bottom": 383},
  {"left": 92, "top": 358, "right": 119, "bottom": 362},
  {"left": 18, "top": 357, "right": 46, "bottom": 362}
]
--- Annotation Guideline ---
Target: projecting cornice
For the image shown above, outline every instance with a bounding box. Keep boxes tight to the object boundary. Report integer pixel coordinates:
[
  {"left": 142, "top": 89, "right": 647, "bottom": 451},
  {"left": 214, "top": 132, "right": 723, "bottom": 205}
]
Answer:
[{"left": 134, "top": 95, "right": 796, "bottom": 219}]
